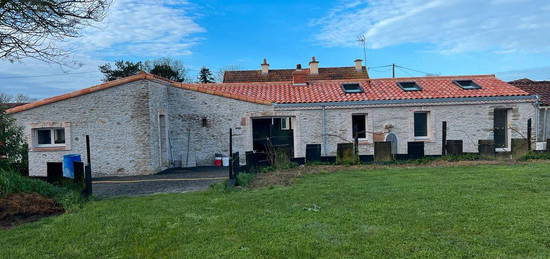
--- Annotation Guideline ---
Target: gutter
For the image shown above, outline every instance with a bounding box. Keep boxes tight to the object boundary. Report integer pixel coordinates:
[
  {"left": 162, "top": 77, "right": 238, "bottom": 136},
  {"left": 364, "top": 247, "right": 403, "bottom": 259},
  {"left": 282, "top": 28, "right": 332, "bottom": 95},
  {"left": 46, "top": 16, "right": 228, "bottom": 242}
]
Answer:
[{"left": 272, "top": 95, "right": 538, "bottom": 108}]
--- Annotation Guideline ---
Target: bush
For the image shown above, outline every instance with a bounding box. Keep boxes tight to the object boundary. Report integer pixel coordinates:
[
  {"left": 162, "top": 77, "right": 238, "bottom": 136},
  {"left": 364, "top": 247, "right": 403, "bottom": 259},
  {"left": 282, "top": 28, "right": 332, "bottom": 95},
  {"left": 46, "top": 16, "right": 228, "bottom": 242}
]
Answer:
[
  {"left": 236, "top": 173, "right": 254, "bottom": 187},
  {"left": 0, "top": 168, "right": 83, "bottom": 210},
  {"left": 519, "top": 151, "right": 550, "bottom": 161},
  {"left": 0, "top": 109, "right": 28, "bottom": 169},
  {"left": 442, "top": 153, "right": 480, "bottom": 162}
]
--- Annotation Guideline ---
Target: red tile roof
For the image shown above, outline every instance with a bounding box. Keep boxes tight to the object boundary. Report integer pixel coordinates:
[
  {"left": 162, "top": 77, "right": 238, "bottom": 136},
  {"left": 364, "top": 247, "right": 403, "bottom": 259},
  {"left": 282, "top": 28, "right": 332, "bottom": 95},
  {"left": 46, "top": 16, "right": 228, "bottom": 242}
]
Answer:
[
  {"left": 195, "top": 74, "right": 530, "bottom": 104},
  {"left": 223, "top": 66, "right": 369, "bottom": 83},
  {"left": 509, "top": 79, "right": 550, "bottom": 106},
  {"left": 6, "top": 73, "right": 531, "bottom": 114}
]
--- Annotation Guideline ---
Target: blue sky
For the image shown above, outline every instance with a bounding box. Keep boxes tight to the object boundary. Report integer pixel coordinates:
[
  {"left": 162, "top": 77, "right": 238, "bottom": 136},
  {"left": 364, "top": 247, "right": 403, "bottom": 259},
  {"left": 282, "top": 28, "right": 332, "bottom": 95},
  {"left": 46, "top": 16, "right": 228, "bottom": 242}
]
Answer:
[{"left": 1, "top": 0, "right": 550, "bottom": 99}]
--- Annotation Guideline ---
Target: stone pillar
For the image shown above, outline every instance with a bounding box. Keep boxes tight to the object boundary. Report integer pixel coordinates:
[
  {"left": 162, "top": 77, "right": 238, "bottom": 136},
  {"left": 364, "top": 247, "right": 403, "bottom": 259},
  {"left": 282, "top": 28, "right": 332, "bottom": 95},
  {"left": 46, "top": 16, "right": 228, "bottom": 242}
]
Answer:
[
  {"left": 478, "top": 140, "right": 495, "bottom": 160},
  {"left": 374, "top": 142, "right": 393, "bottom": 162},
  {"left": 511, "top": 138, "right": 529, "bottom": 159}
]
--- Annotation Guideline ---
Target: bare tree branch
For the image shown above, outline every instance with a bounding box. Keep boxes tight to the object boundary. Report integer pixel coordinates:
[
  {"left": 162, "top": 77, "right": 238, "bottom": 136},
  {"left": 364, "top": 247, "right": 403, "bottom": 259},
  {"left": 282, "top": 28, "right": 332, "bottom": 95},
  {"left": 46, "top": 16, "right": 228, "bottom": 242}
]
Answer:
[{"left": 0, "top": 0, "right": 111, "bottom": 63}]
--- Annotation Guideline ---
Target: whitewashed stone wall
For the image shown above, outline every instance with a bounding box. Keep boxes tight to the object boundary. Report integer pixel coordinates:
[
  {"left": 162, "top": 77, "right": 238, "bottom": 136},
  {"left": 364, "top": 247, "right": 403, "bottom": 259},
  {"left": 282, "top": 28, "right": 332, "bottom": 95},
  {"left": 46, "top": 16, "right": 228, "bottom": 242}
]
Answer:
[
  {"left": 281, "top": 101, "right": 537, "bottom": 157},
  {"left": 11, "top": 77, "right": 538, "bottom": 176},
  {"left": 11, "top": 80, "right": 154, "bottom": 176}
]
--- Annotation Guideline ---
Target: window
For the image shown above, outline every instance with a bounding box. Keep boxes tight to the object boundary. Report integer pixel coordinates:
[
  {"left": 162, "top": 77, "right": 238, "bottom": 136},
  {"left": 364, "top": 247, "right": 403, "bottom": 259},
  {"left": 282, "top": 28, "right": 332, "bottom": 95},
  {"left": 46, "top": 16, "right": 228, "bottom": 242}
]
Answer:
[
  {"left": 35, "top": 128, "right": 65, "bottom": 146},
  {"left": 201, "top": 117, "right": 208, "bottom": 127},
  {"left": 397, "top": 81, "right": 422, "bottom": 91},
  {"left": 352, "top": 114, "right": 367, "bottom": 139},
  {"left": 454, "top": 80, "right": 481, "bottom": 90},
  {"left": 414, "top": 112, "right": 429, "bottom": 138},
  {"left": 280, "top": 117, "right": 291, "bottom": 130},
  {"left": 341, "top": 83, "right": 364, "bottom": 93}
]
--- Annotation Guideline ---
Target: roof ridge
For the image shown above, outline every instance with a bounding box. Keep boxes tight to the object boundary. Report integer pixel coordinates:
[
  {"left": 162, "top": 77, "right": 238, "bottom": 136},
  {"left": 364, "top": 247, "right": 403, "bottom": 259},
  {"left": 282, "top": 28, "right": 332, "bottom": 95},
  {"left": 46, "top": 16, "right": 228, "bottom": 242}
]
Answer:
[{"left": 6, "top": 73, "right": 151, "bottom": 114}]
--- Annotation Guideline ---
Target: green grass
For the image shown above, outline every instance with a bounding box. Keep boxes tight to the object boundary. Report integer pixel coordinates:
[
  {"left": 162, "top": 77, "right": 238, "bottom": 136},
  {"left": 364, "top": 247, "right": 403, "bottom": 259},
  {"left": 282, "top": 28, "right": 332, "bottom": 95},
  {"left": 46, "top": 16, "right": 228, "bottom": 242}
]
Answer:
[
  {"left": 0, "top": 168, "right": 83, "bottom": 210},
  {"left": 2, "top": 163, "right": 550, "bottom": 258}
]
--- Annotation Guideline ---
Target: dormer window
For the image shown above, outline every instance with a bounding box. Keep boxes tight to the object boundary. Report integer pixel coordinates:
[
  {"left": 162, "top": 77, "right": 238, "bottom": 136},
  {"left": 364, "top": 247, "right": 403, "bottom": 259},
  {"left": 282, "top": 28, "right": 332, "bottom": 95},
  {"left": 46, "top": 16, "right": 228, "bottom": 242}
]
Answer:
[
  {"left": 341, "top": 83, "right": 363, "bottom": 93},
  {"left": 397, "top": 81, "right": 422, "bottom": 91},
  {"left": 454, "top": 80, "right": 481, "bottom": 90}
]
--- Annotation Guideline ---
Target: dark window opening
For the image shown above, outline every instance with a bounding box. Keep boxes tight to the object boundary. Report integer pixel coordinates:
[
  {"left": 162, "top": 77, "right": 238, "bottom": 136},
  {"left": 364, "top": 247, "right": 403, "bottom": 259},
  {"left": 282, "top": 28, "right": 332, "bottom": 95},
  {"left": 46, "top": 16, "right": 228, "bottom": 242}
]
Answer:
[
  {"left": 201, "top": 117, "right": 208, "bottom": 127},
  {"left": 397, "top": 81, "right": 422, "bottom": 91},
  {"left": 494, "top": 109, "right": 509, "bottom": 148},
  {"left": 454, "top": 80, "right": 481, "bottom": 90},
  {"left": 352, "top": 114, "right": 366, "bottom": 139},
  {"left": 414, "top": 112, "right": 428, "bottom": 137},
  {"left": 341, "top": 83, "right": 364, "bottom": 93},
  {"left": 37, "top": 129, "right": 51, "bottom": 145},
  {"left": 54, "top": 129, "right": 65, "bottom": 144}
]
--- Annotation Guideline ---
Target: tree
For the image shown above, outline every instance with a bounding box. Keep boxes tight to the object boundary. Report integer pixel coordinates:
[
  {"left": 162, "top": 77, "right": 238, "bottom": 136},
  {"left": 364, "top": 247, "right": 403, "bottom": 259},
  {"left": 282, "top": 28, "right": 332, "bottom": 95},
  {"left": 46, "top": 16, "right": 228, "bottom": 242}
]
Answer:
[
  {"left": 197, "top": 67, "right": 215, "bottom": 84},
  {"left": 215, "top": 65, "right": 241, "bottom": 83},
  {"left": 13, "top": 94, "right": 33, "bottom": 103},
  {"left": 0, "top": 110, "right": 27, "bottom": 169},
  {"left": 99, "top": 58, "right": 190, "bottom": 82},
  {"left": 0, "top": 0, "right": 110, "bottom": 62},
  {"left": 98, "top": 60, "right": 142, "bottom": 82},
  {"left": 0, "top": 93, "right": 34, "bottom": 103},
  {"left": 144, "top": 58, "right": 187, "bottom": 82}
]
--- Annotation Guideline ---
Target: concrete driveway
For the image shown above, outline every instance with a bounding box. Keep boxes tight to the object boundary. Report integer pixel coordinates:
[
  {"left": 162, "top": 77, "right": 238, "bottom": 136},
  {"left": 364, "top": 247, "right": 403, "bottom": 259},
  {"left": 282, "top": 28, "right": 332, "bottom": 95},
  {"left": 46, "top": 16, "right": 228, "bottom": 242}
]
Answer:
[{"left": 92, "top": 167, "right": 228, "bottom": 198}]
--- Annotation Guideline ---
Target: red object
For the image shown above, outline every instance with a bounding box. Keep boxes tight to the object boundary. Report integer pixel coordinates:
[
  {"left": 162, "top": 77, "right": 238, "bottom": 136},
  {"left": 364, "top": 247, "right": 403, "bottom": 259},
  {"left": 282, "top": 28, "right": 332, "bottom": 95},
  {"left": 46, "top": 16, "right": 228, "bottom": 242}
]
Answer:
[{"left": 214, "top": 158, "right": 222, "bottom": 167}]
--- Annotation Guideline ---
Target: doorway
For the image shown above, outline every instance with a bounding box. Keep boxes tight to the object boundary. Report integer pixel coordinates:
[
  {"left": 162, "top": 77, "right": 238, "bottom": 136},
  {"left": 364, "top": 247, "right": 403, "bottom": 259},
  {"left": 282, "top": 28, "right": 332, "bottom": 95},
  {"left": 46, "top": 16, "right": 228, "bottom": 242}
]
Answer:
[
  {"left": 494, "top": 109, "right": 509, "bottom": 150},
  {"left": 252, "top": 117, "right": 294, "bottom": 159}
]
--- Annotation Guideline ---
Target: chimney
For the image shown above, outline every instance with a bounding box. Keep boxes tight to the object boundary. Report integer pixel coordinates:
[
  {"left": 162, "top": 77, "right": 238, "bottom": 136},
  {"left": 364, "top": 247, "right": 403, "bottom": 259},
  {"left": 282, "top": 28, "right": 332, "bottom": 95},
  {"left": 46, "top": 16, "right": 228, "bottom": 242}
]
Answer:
[
  {"left": 309, "top": 56, "right": 319, "bottom": 75},
  {"left": 261, "top": 58, "right": 269, "bottom": 75},
  {"left": 354, "top": 59, "right": 363, "bottom": 72},
  {"left": 292, "top": 64, "right": 308, "bottom": 85}
]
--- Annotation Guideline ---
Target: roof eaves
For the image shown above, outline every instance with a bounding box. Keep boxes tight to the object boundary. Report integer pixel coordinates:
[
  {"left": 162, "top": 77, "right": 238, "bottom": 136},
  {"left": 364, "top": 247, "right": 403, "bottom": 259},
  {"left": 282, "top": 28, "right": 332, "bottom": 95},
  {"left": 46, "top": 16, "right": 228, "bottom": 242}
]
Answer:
[{"left": 6, "top": 73, "right": 149, "bottom": 114}]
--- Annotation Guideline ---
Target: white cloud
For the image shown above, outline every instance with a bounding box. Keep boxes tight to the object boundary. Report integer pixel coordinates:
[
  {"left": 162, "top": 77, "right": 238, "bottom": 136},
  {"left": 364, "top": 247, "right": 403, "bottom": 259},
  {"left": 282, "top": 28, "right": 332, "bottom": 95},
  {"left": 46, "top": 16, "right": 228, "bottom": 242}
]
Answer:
[
  {"left": 69, "top": 0, "right": 205, "bottom": 57},
  {"left": 313, "top": 0, "right": 550, "bottom": 53},
  {"left": 497, "top": 66, "right": 550, "bottom": 81},
  {"left": 0, "top": 0, "right": 205, "bottom": 99}
]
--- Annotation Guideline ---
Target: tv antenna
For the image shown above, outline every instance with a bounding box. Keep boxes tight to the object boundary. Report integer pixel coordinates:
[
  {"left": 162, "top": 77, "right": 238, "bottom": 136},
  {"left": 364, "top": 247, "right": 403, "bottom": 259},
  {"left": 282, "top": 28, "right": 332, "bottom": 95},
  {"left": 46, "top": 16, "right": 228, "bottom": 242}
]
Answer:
[{"left": 357, "top": 34, "right": 367, "bottom": 63}]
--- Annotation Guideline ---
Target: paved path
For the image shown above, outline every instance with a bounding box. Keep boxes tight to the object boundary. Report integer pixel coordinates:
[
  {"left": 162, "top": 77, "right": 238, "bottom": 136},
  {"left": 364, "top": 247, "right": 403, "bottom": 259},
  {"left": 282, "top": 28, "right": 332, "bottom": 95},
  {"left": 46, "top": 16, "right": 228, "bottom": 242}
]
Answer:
[{"left": 92, "top": 167, "right": 228, "bottom": 198}]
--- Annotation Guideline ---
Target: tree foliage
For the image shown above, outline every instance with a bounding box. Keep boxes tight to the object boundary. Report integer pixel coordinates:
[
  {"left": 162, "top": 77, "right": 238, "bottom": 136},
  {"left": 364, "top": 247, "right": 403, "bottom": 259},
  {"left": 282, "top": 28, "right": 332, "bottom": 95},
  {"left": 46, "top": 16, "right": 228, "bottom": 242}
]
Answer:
[
  {"left": 99, "top": 58, "right": 189, "bottom": 82},
  {"left": 0, "top": 109, "right": 27, "bottom": 169},
  {"left": 198, "top": 66, "right": 215, "bottom": 84},
  {"left": 144, "top": 58, "right": 187, "bottom": 82},
  {"left": 0, "top": 0, "right": 111, "bottom": 62},
  {"left": 98, "top": 60, "right": 142, "bottom": 82}
]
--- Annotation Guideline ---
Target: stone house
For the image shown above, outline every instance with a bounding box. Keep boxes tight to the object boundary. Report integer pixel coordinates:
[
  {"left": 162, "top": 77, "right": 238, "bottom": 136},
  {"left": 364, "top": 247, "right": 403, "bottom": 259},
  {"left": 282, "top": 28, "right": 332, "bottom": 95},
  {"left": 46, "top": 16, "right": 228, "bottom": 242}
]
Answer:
[
  {"left": 509, "top": 79, "right": 550, "bottom": 147},
  {"left": 7, "top": 59, "right": 538, "bottom": 176}
]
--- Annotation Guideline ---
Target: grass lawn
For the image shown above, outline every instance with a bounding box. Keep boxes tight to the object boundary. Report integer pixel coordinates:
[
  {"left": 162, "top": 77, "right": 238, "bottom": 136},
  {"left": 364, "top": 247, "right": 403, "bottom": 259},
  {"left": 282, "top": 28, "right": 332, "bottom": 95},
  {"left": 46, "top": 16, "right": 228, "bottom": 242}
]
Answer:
[{"left": 1, "top": 163, "right": 550, "bottom": 258}]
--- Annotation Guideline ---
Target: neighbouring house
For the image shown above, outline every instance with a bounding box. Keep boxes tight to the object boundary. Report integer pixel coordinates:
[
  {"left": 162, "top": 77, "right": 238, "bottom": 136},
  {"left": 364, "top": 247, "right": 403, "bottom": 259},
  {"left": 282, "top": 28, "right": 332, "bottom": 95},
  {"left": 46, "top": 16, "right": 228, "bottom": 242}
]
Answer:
[
  {"left": 7, "top": 58, "right": 538, "bottom": 177},
  {"left": 510, "top": 78, "right": 550, "bottom": 145}
]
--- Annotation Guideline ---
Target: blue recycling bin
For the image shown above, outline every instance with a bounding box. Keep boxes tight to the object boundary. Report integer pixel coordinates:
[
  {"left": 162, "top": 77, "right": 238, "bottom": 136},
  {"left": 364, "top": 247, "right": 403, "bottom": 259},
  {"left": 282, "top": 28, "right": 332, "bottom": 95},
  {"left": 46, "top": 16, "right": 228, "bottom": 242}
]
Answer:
[{"left": 63, "top": 154, "right": 81, "bottom": 179}]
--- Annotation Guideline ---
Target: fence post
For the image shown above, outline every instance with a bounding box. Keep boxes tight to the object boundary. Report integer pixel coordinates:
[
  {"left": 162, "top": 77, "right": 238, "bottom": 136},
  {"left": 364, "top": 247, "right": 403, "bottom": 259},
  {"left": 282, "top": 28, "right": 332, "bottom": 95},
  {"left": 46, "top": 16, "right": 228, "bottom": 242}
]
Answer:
[
  {"left": 227, "top": 128, "right": 235, "bottom": 187},
  {"left": 442, "top": 121, "right": 447, "bottom": 156},
  {"left": 83, "top": 135, "right": 92, "bottom": 198},
  {"left": 527, "top": 118, "right": 532, "bottom": 151}
]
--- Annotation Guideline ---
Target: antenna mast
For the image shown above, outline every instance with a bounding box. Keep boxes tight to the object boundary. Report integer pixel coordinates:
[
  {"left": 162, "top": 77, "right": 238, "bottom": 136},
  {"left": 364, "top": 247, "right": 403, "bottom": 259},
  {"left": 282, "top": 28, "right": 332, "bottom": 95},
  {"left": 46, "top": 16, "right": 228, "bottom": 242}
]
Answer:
[{"left": 357, "top": 34, "right": 367, "bottom": 63}]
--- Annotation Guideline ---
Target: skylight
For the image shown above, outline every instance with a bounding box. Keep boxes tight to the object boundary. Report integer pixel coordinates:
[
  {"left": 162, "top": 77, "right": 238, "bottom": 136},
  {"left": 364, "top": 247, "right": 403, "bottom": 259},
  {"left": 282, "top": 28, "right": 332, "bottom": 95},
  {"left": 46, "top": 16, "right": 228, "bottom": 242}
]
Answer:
[
  {"left": 397, "top": 81, "right": 422, "bottom": 91},
  {"left": 454, "top": 80, "right": 481, "bottom": 90},
  {"left": 341, "top": 83, "right": 363, "bottom": 93}
]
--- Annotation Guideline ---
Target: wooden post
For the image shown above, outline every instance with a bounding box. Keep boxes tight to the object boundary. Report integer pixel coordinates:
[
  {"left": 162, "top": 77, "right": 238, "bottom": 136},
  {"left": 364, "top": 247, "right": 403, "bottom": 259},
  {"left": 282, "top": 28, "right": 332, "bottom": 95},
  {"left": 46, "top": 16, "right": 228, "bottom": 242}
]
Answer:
[
  {"left": 227, "top": 128, "right": 235, "bottom": 187},
  {"left": 527, "top": 118, "right": 532, "bottom": 151},
  {"left": 84, "top": 135, "right": 92, "bottom": 198},
  {"left": 442, "top": 121, "right": 447, "bottom": 156}
]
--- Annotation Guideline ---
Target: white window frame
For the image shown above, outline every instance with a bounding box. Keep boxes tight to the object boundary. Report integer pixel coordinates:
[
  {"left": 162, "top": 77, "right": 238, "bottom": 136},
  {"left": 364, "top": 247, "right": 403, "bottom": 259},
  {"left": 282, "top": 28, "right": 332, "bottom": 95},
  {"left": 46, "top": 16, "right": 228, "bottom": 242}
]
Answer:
[
  {"left": 352, "top": 114, "right": 368, "bottom": 141},
  {"left": 280, "top": 117, "right": 291, "bottom": 130},
  {"left": 413, "top": 111, "right": 431, "bottom": 140},
  {"left": 33, "top": 128, "right": 66, "bottom": 147}
]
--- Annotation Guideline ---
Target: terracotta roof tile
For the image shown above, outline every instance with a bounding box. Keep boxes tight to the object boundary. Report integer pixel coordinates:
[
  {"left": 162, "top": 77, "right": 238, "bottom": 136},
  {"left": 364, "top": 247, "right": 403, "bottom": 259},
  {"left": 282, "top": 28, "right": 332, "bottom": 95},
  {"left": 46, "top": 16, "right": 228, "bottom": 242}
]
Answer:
[
  {"left": 7, "top": 73, "right": 531, "bottom": 114},
  {"left": 509, "top": 79, "right": 550, "bottom": 106},
  {"left": 223, "top": 66, "right": 369, "bottom": 83},
  {"left": 200, "top": 74, "right": 530, "bottom": 104}
]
